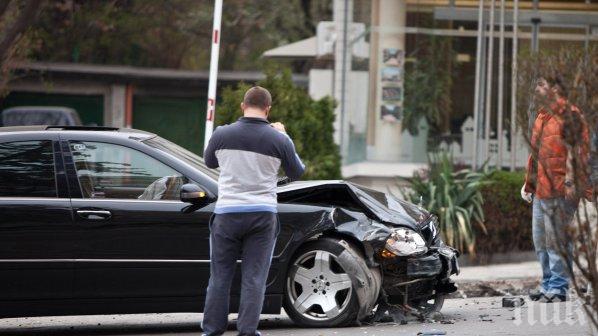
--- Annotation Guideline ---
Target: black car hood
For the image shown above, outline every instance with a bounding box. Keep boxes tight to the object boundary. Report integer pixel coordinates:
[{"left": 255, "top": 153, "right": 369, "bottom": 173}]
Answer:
[{"left": 277, "top": 180, "right": 430, "bottom": 229}]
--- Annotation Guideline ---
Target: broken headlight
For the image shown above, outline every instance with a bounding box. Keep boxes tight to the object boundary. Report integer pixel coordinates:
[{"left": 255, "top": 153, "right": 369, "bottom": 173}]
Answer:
[{"left": 384, "top": 228, "right": 428, "bottom": 257}]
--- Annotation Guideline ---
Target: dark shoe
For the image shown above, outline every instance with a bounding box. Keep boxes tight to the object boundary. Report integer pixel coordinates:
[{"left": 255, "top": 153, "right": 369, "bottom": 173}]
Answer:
[
  {"left": 528, "top": 289, "right": 544, "bottom": 301},
  {"left": 538, "top": 293, "right": 567, "bottom": 303}
]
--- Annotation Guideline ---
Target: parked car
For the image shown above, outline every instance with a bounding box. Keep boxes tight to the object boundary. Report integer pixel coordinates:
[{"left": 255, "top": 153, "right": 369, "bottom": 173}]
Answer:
[
  {"left": 0, "top": 126, "right": 459, "bottom": 327},
  {"left": 0, "top": 106, "right": 83, "bottom": 127}
]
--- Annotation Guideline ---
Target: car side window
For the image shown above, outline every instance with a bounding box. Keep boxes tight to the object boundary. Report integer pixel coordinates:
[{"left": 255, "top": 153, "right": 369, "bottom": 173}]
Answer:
[
  {"left": 69, "top": 141, "right": 187, "bottom": 200},
  {"left": 0, "top": 140, "right": 56, "bottom": 197}
]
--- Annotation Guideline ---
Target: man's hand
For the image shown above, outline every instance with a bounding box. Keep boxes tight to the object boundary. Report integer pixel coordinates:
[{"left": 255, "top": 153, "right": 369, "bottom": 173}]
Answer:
[
  {"left": 521, "top": 184, "right": 533, "bottom": 203},
  {"left": 270, "top": 122, "right": 286, "bottom": 133}
]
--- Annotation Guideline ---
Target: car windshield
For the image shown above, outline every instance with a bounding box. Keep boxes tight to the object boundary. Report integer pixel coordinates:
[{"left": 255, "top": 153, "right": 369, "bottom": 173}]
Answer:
[{"left": 142, "top": 136, "right": 220, "bottom": 181}]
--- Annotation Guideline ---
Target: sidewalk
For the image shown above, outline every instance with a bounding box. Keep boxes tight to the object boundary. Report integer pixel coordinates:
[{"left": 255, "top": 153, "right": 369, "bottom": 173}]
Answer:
[
  {"left": 457, "top": 261, "right": 541, "bottom": 282},
  {"left": 452, "top": 261, "right": 542, "bottom": 298}
]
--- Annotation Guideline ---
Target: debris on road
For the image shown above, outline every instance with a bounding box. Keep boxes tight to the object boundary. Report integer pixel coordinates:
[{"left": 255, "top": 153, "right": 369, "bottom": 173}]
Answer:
[
  {"left": 479, "top": 314, "right": 493, "bottom": 322},
  {"left": 369, "top": 301, "right": 423, "bottom": 325},
  {"left": 417, "top": 330, "right": 447, "bottom": 335},
  {"left": 450, "top": 278, "right": 539, "bottom": 298},
  {"left": 502, "top": 297, "right": 525, "bottom": 307}
]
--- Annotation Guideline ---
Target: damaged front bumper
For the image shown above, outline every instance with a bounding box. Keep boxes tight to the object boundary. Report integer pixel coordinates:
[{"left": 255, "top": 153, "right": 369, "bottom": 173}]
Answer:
[
  {"left": 408, "top": 246, "right": 459, "bottom": 281},
  {"left": 379, "top": 244, "right": 460, "bottom": 303},
  {"left": 383, "top": 245, "right": 459, "bottom": 280},
  {"left": 329, "top": 210, "right": 460, "bottom": 306}
]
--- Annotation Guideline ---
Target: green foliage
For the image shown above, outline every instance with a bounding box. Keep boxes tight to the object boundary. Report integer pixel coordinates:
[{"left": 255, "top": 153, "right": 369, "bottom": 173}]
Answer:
[
  {"left": 399, "top": 152, "right": 489, "bottom": 254},
  {"left": 216, "top": 67, "right": 341, "bottom": 180},
  {"left": 27, "top": 0, "right": 330, "bottom": 70},
  {"left": 403, "top": 33, "right": 457, "bottom": 135},
  {"left": 474, "top": 171, "right": 533, "bottom": 261}
]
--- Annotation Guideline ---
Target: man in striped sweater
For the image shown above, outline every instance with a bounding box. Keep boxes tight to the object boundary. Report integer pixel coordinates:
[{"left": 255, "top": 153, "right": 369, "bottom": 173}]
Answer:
[{"left": 201, "top": 86, "right": 305, "bottom": 336}]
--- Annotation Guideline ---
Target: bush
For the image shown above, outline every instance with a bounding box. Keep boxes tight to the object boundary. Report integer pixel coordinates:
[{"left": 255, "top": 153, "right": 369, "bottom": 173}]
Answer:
[
  {"left": 400, "top": 152, "right": 488, "bottom": 254},
  {"left": 474, "top": 171, "right": 534, "bottom": 259},
  {"left": 216, "top": 67, "right": 341, "bottom": 180}
]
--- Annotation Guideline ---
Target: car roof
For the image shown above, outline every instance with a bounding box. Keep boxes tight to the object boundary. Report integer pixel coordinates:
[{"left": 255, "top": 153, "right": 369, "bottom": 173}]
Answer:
[{"left": 0, "top": 125, "right": 156, "bottom": 140}]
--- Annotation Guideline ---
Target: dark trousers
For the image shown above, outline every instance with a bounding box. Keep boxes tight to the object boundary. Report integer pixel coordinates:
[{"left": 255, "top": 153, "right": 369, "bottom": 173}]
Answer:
[{"left": 201, "top": 212, "right": 279, "bottom": 336}]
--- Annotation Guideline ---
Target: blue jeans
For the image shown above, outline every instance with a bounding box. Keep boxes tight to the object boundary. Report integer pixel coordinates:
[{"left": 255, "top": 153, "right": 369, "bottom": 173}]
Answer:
[{"left": 532, "top": 197, "right": 577, "bottom": 295}]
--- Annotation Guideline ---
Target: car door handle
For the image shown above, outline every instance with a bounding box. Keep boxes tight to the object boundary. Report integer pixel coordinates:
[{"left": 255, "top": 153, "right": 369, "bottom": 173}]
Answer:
[{"left": 77, "top": 210, "right": 112, "bottom": 220}]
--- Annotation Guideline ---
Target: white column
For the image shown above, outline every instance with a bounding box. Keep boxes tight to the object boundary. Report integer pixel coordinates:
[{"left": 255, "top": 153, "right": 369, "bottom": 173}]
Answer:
[
  {"left": 497, "top": 0, "right": 506, "bottom": 169},
  {"left": 484, "top": 0, "right": 496, "bottom": 165},
  {"left": 334, "top": 0, "right": 353, "bottom": 157},
  {"left": 472, "top": 0, "right": 485, "bottom": 170},
  {"left": 368, "top": 0, "right": 406, "bottom": 162},
  {"left": 104, "top": 84, "right": 126, "bottom": 128},
  {"left": 510, "top": 0, "right": 519, "bottom": 171}
]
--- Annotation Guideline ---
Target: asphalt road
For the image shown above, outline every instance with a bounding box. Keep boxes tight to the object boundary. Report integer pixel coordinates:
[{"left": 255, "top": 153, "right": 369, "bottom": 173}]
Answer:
[{"left": 1, "top": 297, "right": 595, "bottom": 336}]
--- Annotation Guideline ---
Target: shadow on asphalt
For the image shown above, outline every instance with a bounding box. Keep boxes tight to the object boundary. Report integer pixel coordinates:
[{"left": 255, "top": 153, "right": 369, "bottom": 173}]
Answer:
[
  {"left": 0, "top": 323, "right": 199, "bottom": 336},
  {"left": 0, "top": 316, "right": 301, "bottom": 336}
]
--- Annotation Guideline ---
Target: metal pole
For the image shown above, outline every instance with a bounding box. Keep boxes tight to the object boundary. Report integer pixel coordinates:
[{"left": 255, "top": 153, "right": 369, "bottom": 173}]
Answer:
[
  {"left": 531, "top": 0, "right": 540, "bottom": 52},
  {"left": 510, "top": 0, "right": 519, "bottom": 171},
  {"left": 484, "top": 0, "right": 496, "bottom": 165},
  {"left": 497, "top": 0, "right": 505, "bottom": 169},
  {"left": 471, "top": 0, "right": 485, "bottom": 170},
  {"left": 585, "top": 0, "right": 591, "bottom": 51},
  {"left": 527, "top": 0, "right": 540, "bottom": 138},
  {"left": 204, "top": 0, "right": 223, "bottom": 150},
  {"left": 340, "top": 0, "right": 350, "bottom": 163}
]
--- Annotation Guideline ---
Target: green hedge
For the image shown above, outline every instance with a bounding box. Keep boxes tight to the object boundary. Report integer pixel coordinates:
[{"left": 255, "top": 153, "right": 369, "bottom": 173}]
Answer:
[
  {"left": 474, "top": 171, "right": 534, "bottom": 257},
  {"left": 216, "top": 67, "right": 341, "bottom": 180}
]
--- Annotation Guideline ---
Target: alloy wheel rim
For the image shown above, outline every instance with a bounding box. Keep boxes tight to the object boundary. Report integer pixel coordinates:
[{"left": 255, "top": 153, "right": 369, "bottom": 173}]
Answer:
[{"left": 286, "top": 250, "right": 353, "bottom": 321}]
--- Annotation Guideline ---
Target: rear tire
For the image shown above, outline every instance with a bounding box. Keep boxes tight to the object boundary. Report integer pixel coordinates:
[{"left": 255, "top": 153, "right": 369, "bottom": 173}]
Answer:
[{"left": 283, "top": 239, "right": 361, "bottom": 327}]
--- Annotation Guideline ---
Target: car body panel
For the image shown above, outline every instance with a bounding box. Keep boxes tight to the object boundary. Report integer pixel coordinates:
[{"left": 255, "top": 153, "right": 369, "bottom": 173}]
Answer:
[
  {"left": 0, "top": 132, "right": 76, "bottom": 313},
  {"left": 278, "top": 180, "right": 431, "bottom": 229}
]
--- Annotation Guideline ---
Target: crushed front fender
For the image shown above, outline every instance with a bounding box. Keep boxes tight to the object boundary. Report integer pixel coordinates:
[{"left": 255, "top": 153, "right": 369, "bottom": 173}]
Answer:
[{"left": 327, "top": 238, "right": 382, "bottom": 320}]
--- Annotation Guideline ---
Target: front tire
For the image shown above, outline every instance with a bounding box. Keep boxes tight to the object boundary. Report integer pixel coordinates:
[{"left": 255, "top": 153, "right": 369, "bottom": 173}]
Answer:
[
  {"left": 283, "top": 239, "right": 361, "bottom": 327},
  {"left": 409, "top": 293, "right": 445, "bottom": 316}
]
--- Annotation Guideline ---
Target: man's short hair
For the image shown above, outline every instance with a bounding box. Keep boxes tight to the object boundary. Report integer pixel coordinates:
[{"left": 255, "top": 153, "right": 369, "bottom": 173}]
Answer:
[
  {"left": 243, "top": 86, "right": 272, "bottom": 110},
  {"left": 542, "top": 73, "right": 568, "bottom": 97}
]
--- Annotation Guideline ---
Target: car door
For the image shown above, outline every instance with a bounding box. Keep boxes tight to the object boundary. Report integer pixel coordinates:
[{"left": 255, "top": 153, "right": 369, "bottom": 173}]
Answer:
[
  {"left": 0, "top": 134, "right": 76, "bottom": 317},
  {"left": 60, "top": 137, "right": 214, "bottom": 310}
]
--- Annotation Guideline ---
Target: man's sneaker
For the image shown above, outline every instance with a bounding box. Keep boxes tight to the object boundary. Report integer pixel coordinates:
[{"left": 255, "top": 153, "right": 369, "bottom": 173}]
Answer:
[
  {"left": 538, "top": 293, "right": 567, "bottom": 303},
  {"left": 528, "top": 289, "right": 544, "bottom": 301}
]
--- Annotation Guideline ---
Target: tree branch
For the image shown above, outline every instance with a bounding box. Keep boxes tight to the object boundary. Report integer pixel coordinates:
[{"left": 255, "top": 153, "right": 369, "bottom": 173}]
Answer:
[
  {"left": 0, "top": 0, "right": 44, "bottom": 65},
  {"left": 0, "top": 0, "right": 11, "bottom": 19}
]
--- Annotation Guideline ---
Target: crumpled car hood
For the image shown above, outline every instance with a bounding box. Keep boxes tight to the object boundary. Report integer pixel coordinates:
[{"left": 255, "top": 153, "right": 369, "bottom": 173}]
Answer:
[{"left": 277, "top": 180, "right": 430, "bottom": 230}]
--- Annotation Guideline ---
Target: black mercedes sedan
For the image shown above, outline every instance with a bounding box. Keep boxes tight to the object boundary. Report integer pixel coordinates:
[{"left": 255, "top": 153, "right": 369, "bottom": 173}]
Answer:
[{"left": 0, "top": 126, "right": 459, "bottom": 327}]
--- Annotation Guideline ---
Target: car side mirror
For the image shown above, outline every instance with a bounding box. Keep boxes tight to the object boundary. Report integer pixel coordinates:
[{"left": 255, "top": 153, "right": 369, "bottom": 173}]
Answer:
[{"left": 180, "top": 183, "right": 215, "bottom": 206}]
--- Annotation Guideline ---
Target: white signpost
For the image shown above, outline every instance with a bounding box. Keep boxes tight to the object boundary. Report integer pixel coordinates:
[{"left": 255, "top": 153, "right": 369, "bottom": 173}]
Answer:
[
  {"left": 316, "top": 21, "right": 368, "bottom": 58},
  {"left": 204, "top": 0, "right": 223, "bottom": 150}
]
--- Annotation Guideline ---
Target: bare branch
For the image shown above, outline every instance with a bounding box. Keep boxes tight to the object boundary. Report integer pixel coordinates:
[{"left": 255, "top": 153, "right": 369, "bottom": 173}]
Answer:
[
  {"left": 0, "top": 0, "right": 44, "bottom": 65},
  {"left": 0, "top": 0, "right": 11, "bottom": 19}
]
